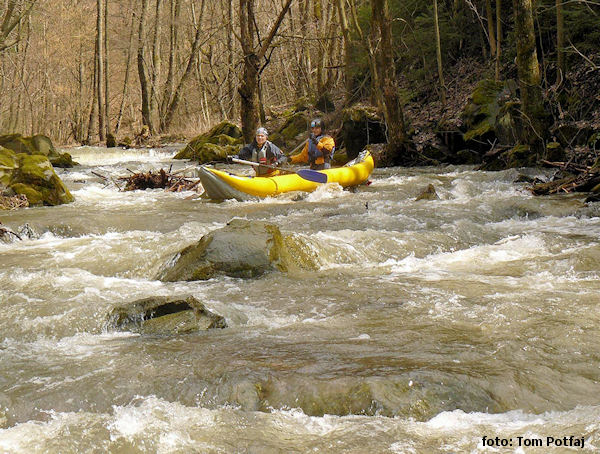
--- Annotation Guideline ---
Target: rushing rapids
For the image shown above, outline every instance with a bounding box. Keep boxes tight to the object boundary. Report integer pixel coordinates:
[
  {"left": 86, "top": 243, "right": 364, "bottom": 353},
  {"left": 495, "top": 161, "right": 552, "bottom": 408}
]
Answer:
[{"left": 1, "top": 146, "right": 600, "bottom": 452}]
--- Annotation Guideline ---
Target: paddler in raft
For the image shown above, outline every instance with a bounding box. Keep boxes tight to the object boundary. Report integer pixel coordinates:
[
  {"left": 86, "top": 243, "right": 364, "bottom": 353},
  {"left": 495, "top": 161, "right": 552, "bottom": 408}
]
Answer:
[
  {"left": 289, "top": 118, "right": 335, "bottom": 170},
  {"left": 229, "top": 127, "right": 287, "bottom": 176}
]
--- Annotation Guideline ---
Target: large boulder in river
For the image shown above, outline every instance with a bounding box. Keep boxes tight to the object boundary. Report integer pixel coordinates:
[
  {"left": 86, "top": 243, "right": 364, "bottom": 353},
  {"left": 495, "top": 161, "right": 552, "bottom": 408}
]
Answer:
[
  {"left": 0, "top": 146, "right": 74, "bottom": 206},
  {"left": 105, "top": 296, "right": 226, "bottom": 335},
  {"left": 156, "top": 218, "right": 321, "bottom": 281},
  {"left": 0, "top": 133, "right": 77, "bottom": 168},
  {"left": 175, "top": 121, "right": 243, "bottom": 161}
]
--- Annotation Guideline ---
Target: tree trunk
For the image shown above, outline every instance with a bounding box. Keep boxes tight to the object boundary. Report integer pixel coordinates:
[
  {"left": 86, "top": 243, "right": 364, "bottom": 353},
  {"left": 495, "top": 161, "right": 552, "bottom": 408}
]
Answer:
[
  {"left": 160, "top": 0, "right": 180, "bottom": 125},
  {"left": 150, "top": 0, "right": 162, "bottom": 130},
  {"left": 370, "top": 0, "right": 408, "bottom": 157},
  {"left": 137, "top": 0, "right": 153, "bottom": 133},
  {"left": 556, "top": 0, "right": 565, "bottom": 79},
  {"left": 495, "top": 0, "right": 502, "bottom": 81},
  {"left": 161, "top": 0, "right": 206, "bottom": 131},
  {"left": 116, "top": 1, "right": 136, "bottom": 135},
  {"left": 96, "top": 0, "right": 106, "bottom": 142},
  {"left": 513, "top": 0, "right": 546, "bottom": 156},
  {"left": 104, "top": 0, "right": 110, "bottom": 137},
  {"left": 77, "top": 34, "right": 84, "bottom": 141},
  {"left": 0, "top": 0, "right": 37, "bottom": 55},
  {"left": 239, "top": 0, "right": 292, "bottom": 143},
  {"left": 226, "top": 0, "right": 235, "bottom": 118},
  {"left": 433, "top": 0, "right": 446, "bottom": 104},
  {"left": 485, "top": 0, "right": 496, "bottom": 57},
  {"left": 335, "top": 0, "right": 352, "bottom": 104},
  {"left": 87, "top": 40, "right": 99, "bottom": 144},
  {"left": 298, "top": 0, "right": 312, "bottom": 94}
]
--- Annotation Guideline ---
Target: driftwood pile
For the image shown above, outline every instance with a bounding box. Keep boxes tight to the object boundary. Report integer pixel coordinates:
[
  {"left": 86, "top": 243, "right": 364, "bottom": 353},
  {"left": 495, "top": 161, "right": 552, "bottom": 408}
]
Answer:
[
  {"left": 530, "top": 159, "right": 600, "bottom": 201},
  {"left": 117, "top": 167, "right": 202, "bottom": 192},
  {"left": 0, "top": 193, "right": 28, "bottom": 210}
]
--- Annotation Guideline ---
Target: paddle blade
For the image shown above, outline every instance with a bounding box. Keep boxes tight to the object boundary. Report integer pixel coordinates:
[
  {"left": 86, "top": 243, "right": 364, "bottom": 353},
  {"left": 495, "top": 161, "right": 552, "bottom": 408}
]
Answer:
[{"left": 297, "top": 169, "right": 328, "bottom": 183}]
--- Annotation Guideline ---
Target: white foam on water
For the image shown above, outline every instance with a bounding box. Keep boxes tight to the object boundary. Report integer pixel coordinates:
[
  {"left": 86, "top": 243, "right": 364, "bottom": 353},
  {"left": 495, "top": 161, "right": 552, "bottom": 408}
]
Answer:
[
  {"left": 71, "top": 184, "right": 165, "bottom": 207},
  {"left": 303, "top": 182, "right": 347, "bottom": 202},
  {"left": 67, "top": 147, "right": 175, "bottom": 166},
  {"left": 1, "top": 332, "right": 139, "bottom": 360},
  {"left": 388, "top": 234, "right": 549, "bottom": 275},
  {"left": 1, "top": 398, "right": 599, "bottom": 453},
  {"left": 369, "top": 174, "right": 420, "bottom": 187}
]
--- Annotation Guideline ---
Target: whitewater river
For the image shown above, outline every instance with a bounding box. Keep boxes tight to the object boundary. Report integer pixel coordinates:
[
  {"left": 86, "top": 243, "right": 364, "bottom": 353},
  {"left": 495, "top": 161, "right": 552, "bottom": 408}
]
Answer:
[{"left": 1, "top": 146, "right": 600, "bottom": 453}]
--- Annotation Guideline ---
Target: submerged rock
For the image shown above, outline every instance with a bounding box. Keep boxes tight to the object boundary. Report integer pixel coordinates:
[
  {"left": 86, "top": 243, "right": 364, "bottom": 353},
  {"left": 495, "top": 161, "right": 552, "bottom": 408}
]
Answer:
[
  {"left": 156, "top": 218, "right": 321, "bottom": 282},
  {"left": 106, "top": 296, "right": 227, "bottom": 335},
  {"left": 0, "top": 222, "right": 21, "bottom": 243},
  {"left": 415, "top": 184, "right": 440, "bottom": 201},
  {"left": 0, "top": 222, "right": 38, "bottom": 242}
]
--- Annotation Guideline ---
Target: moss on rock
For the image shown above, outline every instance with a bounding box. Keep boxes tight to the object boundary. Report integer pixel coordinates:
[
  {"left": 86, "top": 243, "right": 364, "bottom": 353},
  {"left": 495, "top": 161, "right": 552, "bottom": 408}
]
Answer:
[
  {"left": 0, "top": 147, "right": 18, "bottom": 186},
  {"left": 156, "top": 219, "right": 321, "bottom": 282},
  {"left": 461, "top": 79, "right": 518, "bottom": 146},
  {"left": 545, "top": 142, "right": 566, "bottom": 162},
  {"left": 270, "top": 112, "right": 310, "bottom": 150},
  {"left": 175, "top": 121, "right": 242, "bottom": 161},
  {"left": 8, "top": 153, "right": 74, "bottom": 206},
  {"left": 339, "top": 105, "right": 386, "bottom": 160},
  {"left": 175, "top": 142, "right": 238, "bottom": 162},
  {"left": 0, "top": 134, "right": 76, "bottom": 168},
  {"left": 506, "top": 144, "right": 537, "bottom": 168},
  {"left": 455, "top": 149, "right": 482, "bottom": 164}
]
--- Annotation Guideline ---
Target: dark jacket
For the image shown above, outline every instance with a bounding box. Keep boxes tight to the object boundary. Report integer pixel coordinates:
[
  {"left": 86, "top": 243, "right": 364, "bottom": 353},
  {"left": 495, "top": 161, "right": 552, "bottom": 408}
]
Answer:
[{"left": 238, "top": 140, "right": 287, "bottom": 176}]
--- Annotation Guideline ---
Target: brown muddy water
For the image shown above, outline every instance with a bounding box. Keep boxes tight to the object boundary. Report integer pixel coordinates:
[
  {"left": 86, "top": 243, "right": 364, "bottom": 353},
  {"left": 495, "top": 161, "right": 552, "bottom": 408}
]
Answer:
[{"left": 1, "top": 146, "right": 600, "bottom": 453}]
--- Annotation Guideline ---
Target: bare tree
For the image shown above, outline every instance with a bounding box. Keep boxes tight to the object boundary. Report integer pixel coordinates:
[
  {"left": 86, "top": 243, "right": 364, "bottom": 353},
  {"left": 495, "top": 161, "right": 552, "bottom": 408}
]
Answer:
[
  {"left": 513, "top": 0, "right": 546, "bottom": 155},
  {"left": 369, "top": 0, "right": 408, "bottom": 157},
  {"left": 433, "top": 0, "right": 446, "bottom": 104},
  {"left": 0, "top": 0, "right": 37, "bottom": 53},
  {"left": 238, "top": 0, "right": 293, "bottom": 143},
  {"left": 485, "top": 0, "right": 496, "bottom": 57},
  {"left": 137, "top": 0, "right": 152, "bottom": 133},
  {"left": 96, "top": 0, "right": 106, "bottom": 141},
  {"left": 335, "top": 0, "right": 352, "bottom": 103},
  {"left": 495, "top": 0, "right": 501, "bottom": 81},
  {"left": 160, "top": 0, "right": 206, "bottom": 131},
  {"left": 556, "top": 0, "right": 565, "bottom": 79}
]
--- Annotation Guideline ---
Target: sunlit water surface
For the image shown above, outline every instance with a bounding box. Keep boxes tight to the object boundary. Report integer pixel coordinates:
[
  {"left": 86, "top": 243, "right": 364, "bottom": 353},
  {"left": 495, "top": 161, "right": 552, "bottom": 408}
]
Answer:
[{"left": 1, "top": 146, "right": 600, "bottom": 453}]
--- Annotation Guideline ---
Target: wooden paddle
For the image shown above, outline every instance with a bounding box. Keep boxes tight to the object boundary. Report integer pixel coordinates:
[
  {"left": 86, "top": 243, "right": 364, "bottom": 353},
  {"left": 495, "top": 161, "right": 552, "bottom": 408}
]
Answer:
[{"left": 230, "top": 157, "right": 327, "bottom": 183}]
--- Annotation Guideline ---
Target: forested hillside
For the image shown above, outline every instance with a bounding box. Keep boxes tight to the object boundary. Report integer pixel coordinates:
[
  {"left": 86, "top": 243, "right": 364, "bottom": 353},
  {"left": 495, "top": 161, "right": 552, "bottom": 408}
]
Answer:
[{"left": 1, "top": 0, "right": 598, "bottom": 168}]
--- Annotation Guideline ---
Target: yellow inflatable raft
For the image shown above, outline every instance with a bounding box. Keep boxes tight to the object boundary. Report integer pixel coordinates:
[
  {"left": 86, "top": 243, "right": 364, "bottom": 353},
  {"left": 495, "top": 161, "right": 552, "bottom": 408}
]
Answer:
[{"left": 198, "top": 150, "right": 374, "bottom": 201}]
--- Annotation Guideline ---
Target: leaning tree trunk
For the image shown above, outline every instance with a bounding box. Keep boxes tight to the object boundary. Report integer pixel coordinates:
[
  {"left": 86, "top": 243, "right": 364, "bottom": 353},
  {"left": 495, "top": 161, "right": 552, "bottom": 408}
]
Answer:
[
  {"left": 513, "top": 0, "right": 547, "bottom": 156},
  {"left": 161, "top": 0, "right": 205, "bottom": 131}
]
